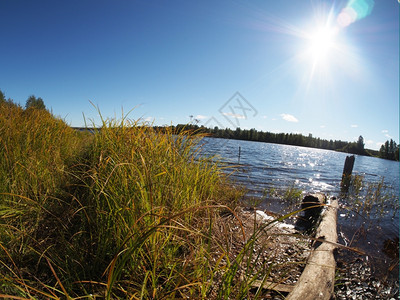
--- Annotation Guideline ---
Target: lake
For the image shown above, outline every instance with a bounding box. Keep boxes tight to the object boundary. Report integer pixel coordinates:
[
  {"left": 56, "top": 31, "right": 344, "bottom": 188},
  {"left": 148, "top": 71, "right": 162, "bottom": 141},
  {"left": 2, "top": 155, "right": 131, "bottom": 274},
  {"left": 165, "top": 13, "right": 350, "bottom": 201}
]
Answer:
[
  {"left": 200, "top": 137, "right": 399, "bottom": 279},
  {"left": 200, "top": 137, "right": 399, "bottom": 196}
]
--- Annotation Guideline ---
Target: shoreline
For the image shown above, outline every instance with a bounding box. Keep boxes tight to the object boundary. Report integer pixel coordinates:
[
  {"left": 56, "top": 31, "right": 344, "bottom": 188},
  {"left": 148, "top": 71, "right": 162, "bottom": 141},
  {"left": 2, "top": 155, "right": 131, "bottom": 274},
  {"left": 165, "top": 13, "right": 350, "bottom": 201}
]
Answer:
[
  {"left": 229, "top": 201, "right": 399, "bottom": 299},
  {"left": 1, "top": 104, "right": 397, "bottom": 298},
  {"left": 72, "top": 127, "right": 400, "bottom": 162}
]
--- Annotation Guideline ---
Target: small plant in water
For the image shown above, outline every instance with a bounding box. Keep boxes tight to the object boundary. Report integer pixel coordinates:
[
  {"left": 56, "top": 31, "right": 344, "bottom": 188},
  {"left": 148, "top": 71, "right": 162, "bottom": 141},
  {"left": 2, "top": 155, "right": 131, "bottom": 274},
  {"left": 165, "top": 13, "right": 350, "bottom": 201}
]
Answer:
[
  {"left": 345, "top": 175, "right": 399, "bottom": 220},
  {"left": 263, "top": 187, "right": 276, "bottom": 198},
  {"left": 283, "top": 182, "right": 303, "bottom": 207}
]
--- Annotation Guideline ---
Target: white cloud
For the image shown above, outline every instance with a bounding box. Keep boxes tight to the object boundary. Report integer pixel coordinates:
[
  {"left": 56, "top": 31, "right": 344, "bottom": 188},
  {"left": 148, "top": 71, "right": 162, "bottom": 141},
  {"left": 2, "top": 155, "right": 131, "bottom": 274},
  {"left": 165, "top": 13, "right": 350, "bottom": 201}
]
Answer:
[
  {"left": 381, "top": 129, "right": 392, "bottom": 139},
  {"left": 365, "top": 140, "right": 374, "bottom": 145},
  {"left": 262, "top": 115, "right": 267, "bottom": 119},
  {"left": 195, "top": 114, "right": 208, "bottom": 120},
  {"left": 280, "top": 113, "right": 298, "bottom": 123},
  {"left": 144, "top": 116, "right": 154, "bottom": 122},
  {"left": 320, "top": 125, "right": 326, "bottom": 128},
  {"left": 222, "top": 112, "right": 245, "bottom": 119},
  {"left": 350, "top": 124, "right": 358, "bottom": 128}
]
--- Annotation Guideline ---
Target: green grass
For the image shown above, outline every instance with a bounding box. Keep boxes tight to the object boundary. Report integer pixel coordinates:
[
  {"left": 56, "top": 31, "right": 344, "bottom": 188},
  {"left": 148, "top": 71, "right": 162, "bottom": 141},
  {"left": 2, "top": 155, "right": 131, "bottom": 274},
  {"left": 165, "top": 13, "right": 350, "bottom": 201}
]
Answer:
[{"left": 1, "top": 102, "right": 293, "bottom": 299}]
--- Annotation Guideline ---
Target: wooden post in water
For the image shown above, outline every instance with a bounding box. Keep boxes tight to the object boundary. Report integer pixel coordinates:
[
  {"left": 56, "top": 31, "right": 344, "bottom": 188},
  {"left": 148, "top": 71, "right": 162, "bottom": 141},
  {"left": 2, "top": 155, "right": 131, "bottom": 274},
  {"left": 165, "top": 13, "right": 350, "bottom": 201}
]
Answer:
[
  {"left": 238, "top": 146, "right": 241, "bottom": 164},
  {"left": 341, "top": 155, "right": 355, "bottom": 192}
]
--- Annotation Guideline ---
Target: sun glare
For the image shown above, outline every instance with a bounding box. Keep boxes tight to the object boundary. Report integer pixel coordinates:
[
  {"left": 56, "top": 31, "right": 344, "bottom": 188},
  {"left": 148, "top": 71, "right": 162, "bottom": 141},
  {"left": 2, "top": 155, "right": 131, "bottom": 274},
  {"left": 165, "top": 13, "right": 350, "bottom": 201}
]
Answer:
[
  {"left": 298, "top": 0, "right": 374, "bottom": 90},
  {"left": 298, "top": 22, "right": 342, "bottom": 91},
  {"left": 252, "top": 0, "right": 372, "bottom": 94},
  {"left": 308, "top": 26, "right": 338, "bottom": 61}
]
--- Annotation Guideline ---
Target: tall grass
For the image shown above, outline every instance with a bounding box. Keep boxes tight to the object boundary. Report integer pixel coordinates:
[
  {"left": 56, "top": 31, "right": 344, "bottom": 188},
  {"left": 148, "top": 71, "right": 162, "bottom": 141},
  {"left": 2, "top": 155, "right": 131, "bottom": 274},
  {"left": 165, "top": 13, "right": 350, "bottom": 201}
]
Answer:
[
  {"left": 0, "top": 102, "right": 90, "bottom": 297},
  {"left": 1, "top": 102, "right": 312, "bottom": 299},
  {"left": 71, "top": 114, "right": 240, "bottom": 298},
  {"left": 0, "top": 103, "right": 85, "bottom": 199},
  {"left": 3, "top": 103, "right": 291, "bottom": 298}
]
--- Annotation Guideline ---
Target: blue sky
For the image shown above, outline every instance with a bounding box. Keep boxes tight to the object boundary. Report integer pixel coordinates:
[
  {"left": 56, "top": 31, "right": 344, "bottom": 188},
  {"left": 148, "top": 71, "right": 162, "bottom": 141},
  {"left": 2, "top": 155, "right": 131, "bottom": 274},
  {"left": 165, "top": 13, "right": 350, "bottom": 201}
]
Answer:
[{"left": 0, "top": 0, "right": 398, "bottom": 150}]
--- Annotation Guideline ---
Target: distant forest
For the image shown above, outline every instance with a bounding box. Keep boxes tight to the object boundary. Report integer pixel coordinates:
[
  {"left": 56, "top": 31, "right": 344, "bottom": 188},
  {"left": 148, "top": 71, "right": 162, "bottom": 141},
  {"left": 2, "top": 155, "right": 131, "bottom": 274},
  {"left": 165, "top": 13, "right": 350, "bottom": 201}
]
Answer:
[{"left": 162, "top": 124, "right": 399, "bottom": 162}]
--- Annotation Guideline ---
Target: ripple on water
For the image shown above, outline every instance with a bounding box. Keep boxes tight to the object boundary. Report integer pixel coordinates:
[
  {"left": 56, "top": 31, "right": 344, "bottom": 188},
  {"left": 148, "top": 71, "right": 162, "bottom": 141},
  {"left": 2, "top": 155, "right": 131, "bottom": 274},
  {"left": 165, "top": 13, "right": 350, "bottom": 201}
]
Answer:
[{"left": 201, "top": 138, "right": 399, "bottom": 281}]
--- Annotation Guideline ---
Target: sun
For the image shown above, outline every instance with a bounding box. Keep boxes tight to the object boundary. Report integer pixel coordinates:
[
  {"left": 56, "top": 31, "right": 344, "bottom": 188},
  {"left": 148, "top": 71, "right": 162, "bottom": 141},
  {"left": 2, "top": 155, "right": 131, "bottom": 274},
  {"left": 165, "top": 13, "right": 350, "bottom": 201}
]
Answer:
[
  {"left": 251, "top": 1, "right": 363, "bottom": 93},
  {"left": 297, "top": 21, "right": 344, "bottom": 90},
  {"left": 307, "top": 26, "right": 338, "bottom": 64}
]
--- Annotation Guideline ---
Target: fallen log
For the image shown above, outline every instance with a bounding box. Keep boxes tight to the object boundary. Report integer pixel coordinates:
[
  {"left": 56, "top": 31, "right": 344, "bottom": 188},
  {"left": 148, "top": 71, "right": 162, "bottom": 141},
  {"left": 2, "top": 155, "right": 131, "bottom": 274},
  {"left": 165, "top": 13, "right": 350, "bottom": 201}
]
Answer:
[
  {"left": 286, "top": 195, "right": 338, "bottom": 300},
  {"left": 251, "top": 280, "right": 295, "bottom": 293},
  {"left": 295, "top": 194, "right": 324, "bottom": 232}
]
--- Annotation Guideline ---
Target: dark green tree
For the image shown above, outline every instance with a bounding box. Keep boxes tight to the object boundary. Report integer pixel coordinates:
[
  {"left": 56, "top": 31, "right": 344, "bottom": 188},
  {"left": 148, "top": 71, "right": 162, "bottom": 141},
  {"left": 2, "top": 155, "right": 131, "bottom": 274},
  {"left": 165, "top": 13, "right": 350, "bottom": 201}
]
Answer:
[
  {"left": 379, "top": 139, "right": 399, "bottom": 161},
  {"left": 389, "top": 139, "right": 395, "bottom": 153},
  {"left": 357, "top": 135, "right": 364, "bottom": 151},
  {"left": 0, "top": 90, "right": 17, "bottom": 107},
  {"left": 25, "top": 95, "right": 46, "bottom": 110},
  {"left": 0, "top": 90, "right": 5, "bottom": 103}
]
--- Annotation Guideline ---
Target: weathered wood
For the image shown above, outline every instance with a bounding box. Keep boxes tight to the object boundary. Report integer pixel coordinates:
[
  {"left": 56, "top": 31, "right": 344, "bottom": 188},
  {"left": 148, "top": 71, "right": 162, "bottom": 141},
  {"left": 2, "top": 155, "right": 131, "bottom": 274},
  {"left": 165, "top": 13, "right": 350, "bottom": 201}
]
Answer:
[
  {"left": 341, "top": 155, "right": 355, "bottom": 192},
  {"left": 295, "top": 194, "right": 324, "bottom": 232},
  {"left": 286, "top": 196, "right": 338, "bottom": 300},
  {"left": 251, "top": 280, "right": 295, "bottom": 293},
  {"left": 342, "top": 155, "right": 355, "bottom": 177}
]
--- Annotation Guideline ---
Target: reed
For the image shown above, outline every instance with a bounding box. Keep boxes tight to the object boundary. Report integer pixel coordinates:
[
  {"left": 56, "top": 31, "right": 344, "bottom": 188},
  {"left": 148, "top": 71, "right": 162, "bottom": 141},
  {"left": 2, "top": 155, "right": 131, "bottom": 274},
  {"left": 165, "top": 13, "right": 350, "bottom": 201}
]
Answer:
[
  {"left": 0, "top": 103, "right": 272, "bottom": 298},
  {"left": 0, "top": 102, "right": 90, "bottom": 296},
  {"left": 0, "top": 102, "right": 310, "bottom": 299},
  {"left": 346, "top": 174, "right": 399, "bottom": 219}
]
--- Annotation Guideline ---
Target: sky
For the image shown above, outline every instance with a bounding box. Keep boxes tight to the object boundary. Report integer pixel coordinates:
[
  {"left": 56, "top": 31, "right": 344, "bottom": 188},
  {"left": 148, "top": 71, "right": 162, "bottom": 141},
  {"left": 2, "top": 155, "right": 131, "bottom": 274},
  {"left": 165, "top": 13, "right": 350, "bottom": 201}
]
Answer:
[{"left": 0, "top": 0, "right": 398, "bottom": 150}]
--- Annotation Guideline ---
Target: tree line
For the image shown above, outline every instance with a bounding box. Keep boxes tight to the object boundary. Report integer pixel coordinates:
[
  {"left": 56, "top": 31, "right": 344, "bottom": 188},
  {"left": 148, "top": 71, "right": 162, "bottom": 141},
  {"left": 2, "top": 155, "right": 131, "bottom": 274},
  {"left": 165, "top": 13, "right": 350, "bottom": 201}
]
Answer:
[
  {"left": 166, "top": 124, "right": 399, "bottom": 161},
  {"left": 379, "top": 139, "right": 399, "bottom": 161}
]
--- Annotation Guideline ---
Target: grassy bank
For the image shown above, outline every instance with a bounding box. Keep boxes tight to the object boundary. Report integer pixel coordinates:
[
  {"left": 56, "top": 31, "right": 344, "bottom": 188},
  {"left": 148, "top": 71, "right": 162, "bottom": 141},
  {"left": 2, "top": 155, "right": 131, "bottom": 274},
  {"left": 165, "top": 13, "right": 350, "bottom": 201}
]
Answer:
[{"left": 2, "top": 102, "right": 300, "bottom": 299}]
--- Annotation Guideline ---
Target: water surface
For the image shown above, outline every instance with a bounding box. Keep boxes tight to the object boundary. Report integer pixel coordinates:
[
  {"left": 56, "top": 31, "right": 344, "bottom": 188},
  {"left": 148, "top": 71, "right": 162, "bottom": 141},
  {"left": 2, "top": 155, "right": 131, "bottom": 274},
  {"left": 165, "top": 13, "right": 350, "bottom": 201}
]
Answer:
[
  {"left": 201, "top": 137, "right": 399, "bottom": 279},
  {"left": 201, "top": 137, "right": 398, "bottom": 195}
]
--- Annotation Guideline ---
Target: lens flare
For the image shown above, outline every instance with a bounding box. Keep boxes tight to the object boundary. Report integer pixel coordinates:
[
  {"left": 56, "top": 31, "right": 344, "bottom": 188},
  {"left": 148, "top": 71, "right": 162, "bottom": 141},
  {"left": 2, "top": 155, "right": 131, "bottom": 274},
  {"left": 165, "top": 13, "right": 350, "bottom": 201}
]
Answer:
[
  {"left": 299, "top": 0, "right": 375, "bottom": 92},
  {"left": 337, "top": 0, "right": 375, "bottom": 28},
  {"left": 244, "top": 0, "right": 376, "bottom": 97}
]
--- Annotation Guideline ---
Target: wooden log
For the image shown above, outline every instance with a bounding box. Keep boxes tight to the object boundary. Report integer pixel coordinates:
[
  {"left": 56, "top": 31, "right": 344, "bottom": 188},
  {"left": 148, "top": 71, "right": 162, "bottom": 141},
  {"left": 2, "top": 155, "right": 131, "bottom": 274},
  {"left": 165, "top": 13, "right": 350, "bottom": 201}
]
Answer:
[
  {"left": 286, "top": 196, "right": 338, "bottom": 300},
  {"left": 251, "top": 280, "right": 295, "bottom": 293},
  {"left": 295, "top": 194, "right": 324, "bottom": 232}
]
